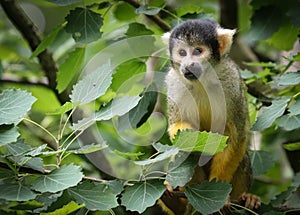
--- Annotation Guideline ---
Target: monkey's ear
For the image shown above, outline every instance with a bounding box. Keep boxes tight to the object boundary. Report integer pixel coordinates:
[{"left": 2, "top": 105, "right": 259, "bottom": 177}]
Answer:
[
  {"left": 216, "top": 28, "right": 236, "bottom": 55},
  {"left": 161, "top": 32, "right": 171, "bottom": 45}
]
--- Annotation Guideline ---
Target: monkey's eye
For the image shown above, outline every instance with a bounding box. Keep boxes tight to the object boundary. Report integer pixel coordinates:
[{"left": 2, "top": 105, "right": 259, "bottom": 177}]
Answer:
[
  {"left": 178, "top": 49, "right": 187, "bottom": 56},
  {"left": 192, "top": 48, "right": 203, "bottom": 56}
]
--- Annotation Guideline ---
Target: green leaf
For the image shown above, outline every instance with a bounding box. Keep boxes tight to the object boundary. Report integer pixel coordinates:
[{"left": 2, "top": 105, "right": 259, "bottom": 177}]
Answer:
[
  {"left": 0, "top": 183, "right": 37, "bottom": 201},
  {"left": 0, "top": 89, "right": 36, "bottom": 125},
  {"left": 57, "top": 47, "right": 86, "bottom": 93},
  {"left": 98, "top": 2, "right": 111, "bottom": 10},
  {"left": 6, "top": 140, "right": 47, "bottom": 157},
  {"left": 23, "top": 157, "right": 44, "bottom": 172},
  {"left": 40, "top": 201, "right": 84, "bottom": 215},
  {"left": 104, "top": 180, "right": 125, "bottom": 195},
  {"left": 175, "top": 4, "right": 202, "bottom": 17},
  {"left": 70, "top": 62, "right": 112, "bottom": 105},
  {"left": 113, "top": 2, "right": 136, "bottom": 21},
  {"left": 275, "top": 71, "right": 300, "bottom": 87},
  {"left": 135, "top": 5, "right": 161, "bottom": 15},
  {"left": 31, "top": 24, "right": 64, "bottom": 59},
  {"left": 73, "top": 95, "right": 141, "bottom": 131},
  {"left": 240, "top": 69, "right": 257, "bottom": 79},
  {"left": 152, "top": 142, "right": 174, "bottom": 152},
  {"left": 247, "top": 5, "right": 284, "bottom": 42},
  {"left": 6, "top": 140, "right": 45, "bottom": 172},
  {"left": 294, "top": 53, "right": 300, "bottom": 61},
  {"left": 246, "top": 61, "right": 277, "bottom": 68},
  {"left": 289, "top": 98, "right": 300, "bottom": 115},
  {"left": 68, "top": 181, "right": 118, "bottom": 210},
  {"left": 125, "top": 23, "right": 154, "bottom": 37},
  {"left": 276, "top": 114, "right": 300, "bottom": 131},
  {"left": 114, "top": 150, "right": 145, "bottom": 159},
  {"left": 68, "top": 143, "right": 107, "bottom": 154},
  {"left": 283, "top": 142, "right": 300, "bottom": 151},
  {"left": 47, "top": 102, "right": 75, "bottom": 115},
  {"left": 32, "top": 164, "right": 83, "bottom": 193},
  {"left": 121, "top": 180, "right": 165, "bottom": 213},
  {"left": 6, "top": 140, "right": 32, "bottom": 156},
  {"left": 25, "top": 144, "right": 47, "bottom": 156},
  {"left": 0, "top": 167, "right": 15, "bottom": 182},
  {"left": 111, "top": 59, "right": 146, "bottom": 92},
  {"left": 47, "top": 0, "right": 81, "bottom": 6},
  {"left": 271, "top": 172, "right": 300, "bottom": 207},
  {"left": 0, "top": 125, "right": 19, "bottom": 146},
  {"left": 173, "top": 130, "right": 228, "bottom": 155},
  {"left": 265, "top": 25, "right": 299, "bottom": 50},
  {"left": 10, "top": 200, "right": 44, "bottom": 211},
  {"left": 5, "top": 143, "right": 43, "bottom": 171},
  {"left": 65, "top": 7, "right": 103, "bottom": 43},
  {"left": 252, "top": 97, "right": 291, "bottom": 131},
  {"left": 134, "top": 143, "right": 179, "bottom": 166},
  {"left": 249, "top": 150, "right": 274, "bottom": 176},
  {"left": 185, "top": 180, "right": 232, "bottom": 215},
  {"left": 29, "top": 87, "right": 61, "bottom": 113},
  {"left": 166, "top": 155, "right": 198, "bottom": 187},
  {"left": 118, "top": 86, "right": 157, "bottom": 130},
  {"left": 35, "top": 192, "right": 63, "bottom": 213}
]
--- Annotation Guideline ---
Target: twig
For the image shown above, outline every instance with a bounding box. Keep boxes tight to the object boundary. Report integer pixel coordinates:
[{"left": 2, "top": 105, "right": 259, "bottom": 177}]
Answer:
[
  {"left": 23, "top": 118, "right": 58, "bottom": 144},
  {"left": 0, "top": 78, "right": 49, "bottom": 88},
  {"left": 122, "top": 0, "right": 171, "bottom": 31},
  {"left": 83, "top": 176, "right": 107, "bottom": 183}
]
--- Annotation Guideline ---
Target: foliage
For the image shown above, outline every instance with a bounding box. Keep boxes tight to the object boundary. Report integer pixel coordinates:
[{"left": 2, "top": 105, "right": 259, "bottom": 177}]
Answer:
[{"left": 0, "top": 0, "right": 299, "bottom": 214}]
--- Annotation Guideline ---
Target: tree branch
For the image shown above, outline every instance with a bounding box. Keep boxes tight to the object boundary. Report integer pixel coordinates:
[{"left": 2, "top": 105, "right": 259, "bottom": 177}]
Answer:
[
  {"left": 0, "top": 0, "right": 67, "bottom": 103},
  {"left": 0, "top": 77, "right": 50, "bottom": 89},
  {"left": 122, "top": 0, "right": 171, "bottom": 31},
  {"left": 219, "top": 0, "right": 238, "bottom": 29}
]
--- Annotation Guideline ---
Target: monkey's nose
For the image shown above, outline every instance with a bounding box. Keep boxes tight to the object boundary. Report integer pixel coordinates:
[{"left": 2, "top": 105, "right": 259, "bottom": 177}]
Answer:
[{"left": 183, "top": 64, "right": 202, "bottom": 80}]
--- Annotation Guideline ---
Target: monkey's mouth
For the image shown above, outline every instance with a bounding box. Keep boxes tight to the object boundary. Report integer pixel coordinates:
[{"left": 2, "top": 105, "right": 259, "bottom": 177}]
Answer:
[
  {"left": 182, "top": 68, "right": 201, "bottom": 80},
  {"left": 184, "top": 71, "right": 198, "bottom": 80},
  {"left": 181, "top": 64, "right": 202, "bottom": 80}
]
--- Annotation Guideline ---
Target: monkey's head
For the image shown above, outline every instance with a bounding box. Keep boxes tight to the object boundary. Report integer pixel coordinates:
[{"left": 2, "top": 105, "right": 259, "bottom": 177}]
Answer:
[{"left": 162, "top": 19, "right": 236, "bottom": 80}]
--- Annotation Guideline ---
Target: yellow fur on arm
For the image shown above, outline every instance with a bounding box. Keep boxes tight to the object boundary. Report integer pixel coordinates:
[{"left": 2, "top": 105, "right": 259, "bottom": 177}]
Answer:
[
  {"left": 168, "top": 122, "right": 194, "bottom": 140},
  {"left": 209, "top": 137, "right": 247, "bottom": 182}
]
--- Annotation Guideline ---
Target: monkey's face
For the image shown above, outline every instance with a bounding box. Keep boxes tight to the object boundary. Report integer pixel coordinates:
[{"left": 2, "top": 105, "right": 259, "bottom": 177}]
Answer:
[
  {"left": 171, "top": 41, "right": 212, "bottom": 80},
  {"left": 164, "top": 19, "right": 236, "bottom": 81}
]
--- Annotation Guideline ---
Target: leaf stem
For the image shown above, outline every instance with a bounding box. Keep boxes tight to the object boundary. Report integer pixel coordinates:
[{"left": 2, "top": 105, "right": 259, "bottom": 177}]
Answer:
[
  {"left": 293, "top": 91, "right": 300, "bottom": 99},
  {"left": 144, "top": 171, "right": 167, "bottom": 178},
  {"left": 230, "top": 202, "right": 259, "bottom": 215},
  {"left": 108, "top": 209, "right": 116, "bottom": 215},
  {"left": 60, "top": 130, "right": 84, "bottom": 160},
  {"left": 60, "top": 106, "right": 77, "bottom": 141},
  {"left": 282, "top": 59, "right": 294, "bottom": 73},
  {"left": 22, "top": 118, "right": 58, "bottom": 143},
  {"left": 83, "top": 176, "right": 107, "bottom": 183},
  {"left": 60, "top": 116, "right": 93, "bottom": 148}
]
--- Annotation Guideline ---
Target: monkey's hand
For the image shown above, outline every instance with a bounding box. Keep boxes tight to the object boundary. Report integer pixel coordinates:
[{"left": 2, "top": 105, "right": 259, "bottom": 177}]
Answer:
[
  {"left": 239, "top": 192, "right": 261, "bottom": 210},
  {"left": 164, "top": 180, "right": 173, "bottom": 194},
  {"left": 168, "top": 122, "right": 194, "bottom": 140}
]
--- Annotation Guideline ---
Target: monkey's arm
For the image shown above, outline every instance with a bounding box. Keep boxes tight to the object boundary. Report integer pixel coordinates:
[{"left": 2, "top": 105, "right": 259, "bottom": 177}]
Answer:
[
  {"left": 168, "top": 122, "right": 194, "bottom": 139},
  {"left": 166, "top": 97, "right": 196, "bottom": 139},
  {"left": 209, "top": 125, "right": 247, "bottom": 183}
]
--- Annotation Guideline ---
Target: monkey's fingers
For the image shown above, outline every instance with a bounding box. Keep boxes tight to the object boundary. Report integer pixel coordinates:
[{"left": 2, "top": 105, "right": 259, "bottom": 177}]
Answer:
[
  {"left": 164, "top": 180, "right": 174, "bottom": 196},
  {"left": 240, "top": 192, "right": 261, "bottom": 210}
]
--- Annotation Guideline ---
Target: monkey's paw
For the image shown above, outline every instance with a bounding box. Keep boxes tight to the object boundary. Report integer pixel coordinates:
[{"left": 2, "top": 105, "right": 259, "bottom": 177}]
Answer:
[
  {"left": 164, "top": 180, "right": 174, "bottom": 196},
  {"left": 239, "top": 192, "right": 261, "bottom": 210},
  {"left": 168, "top": 122, "right": 194, "bottom": 140}
]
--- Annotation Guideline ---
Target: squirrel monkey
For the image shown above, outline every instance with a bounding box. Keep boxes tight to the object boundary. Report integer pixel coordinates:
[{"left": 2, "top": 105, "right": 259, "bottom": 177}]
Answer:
[{"left": 162, "top": 19, "right": 260, "bottom": 213}]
